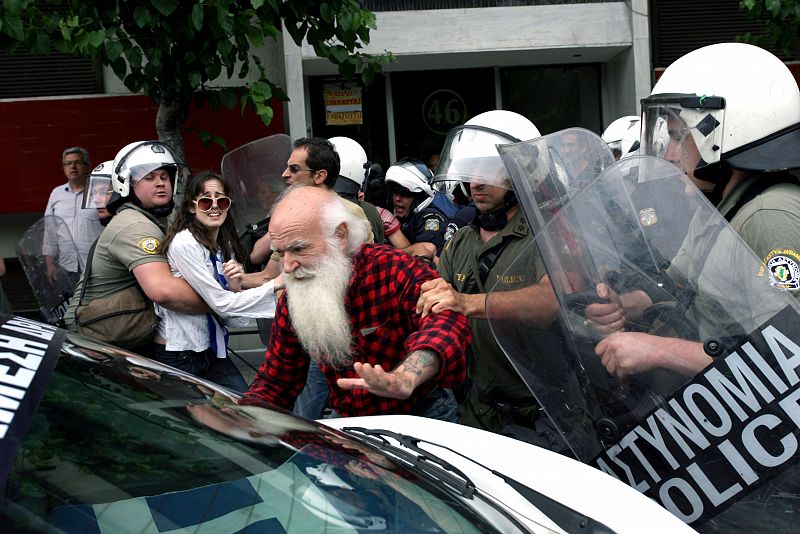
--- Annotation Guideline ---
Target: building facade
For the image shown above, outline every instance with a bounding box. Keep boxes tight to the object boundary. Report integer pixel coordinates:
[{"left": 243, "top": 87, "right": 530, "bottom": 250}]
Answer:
[{"left": 281, "top": 0, "right": 651, "bottom": 169}]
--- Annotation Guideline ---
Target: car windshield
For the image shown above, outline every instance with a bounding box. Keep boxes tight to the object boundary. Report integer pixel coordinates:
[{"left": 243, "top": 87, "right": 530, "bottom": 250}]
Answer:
[{"left": 1, "top": 333, "right": 518, "bottom": 533}]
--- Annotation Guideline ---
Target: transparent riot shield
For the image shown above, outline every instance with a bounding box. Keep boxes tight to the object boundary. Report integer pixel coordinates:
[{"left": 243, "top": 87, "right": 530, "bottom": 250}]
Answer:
[
  {"left": 221, "top": 133, "right": 291, "bottom": 238},
  {"left": 221, "top": 134, "right": 290, "bottom": 344},
  {"left": 490, "top": 133, "right": 800, "bottom": 531},
  {"left": 15, "top": 216, "right": 81, "bottom": 325}
]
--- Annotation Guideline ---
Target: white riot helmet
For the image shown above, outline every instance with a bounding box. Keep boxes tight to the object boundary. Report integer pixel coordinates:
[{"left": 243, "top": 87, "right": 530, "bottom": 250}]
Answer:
[
  {"left": 641, "top": 42, "right": 800, "bottom": 185},
  {"left": 82, "top": 160, "right": 114, "bottom": 212},
  {"left": 109, "top": 141, "right": 180, "bottom": 215},
  {"left": 385, "top": 157, "right": 435, "bottom": 213},
  {"left": 329, "top": 136, "right": 370, "bottom": 197},
  {"left": 602, "top": 116, "right": 640, "bottom": 160},
  {"left": 435, "top": 110, "right": 541, "bottom": 191},
  {"left": 111, "top": 141, "right": 179, "bottom": 197}
]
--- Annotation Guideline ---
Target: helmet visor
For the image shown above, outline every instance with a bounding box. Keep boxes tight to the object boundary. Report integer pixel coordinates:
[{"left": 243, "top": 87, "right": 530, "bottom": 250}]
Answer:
[
  {"left": 434, "top": 126, "right": 517, "bottom": 189},
  {"left": 641, "top": 94, "right": 725, "bottom": 178},
  {"left": 82, "top": 174, "right": 113, "bottom": 211},
  {"left": 130, "top": 162, "right": 178, "bottom": 183}
]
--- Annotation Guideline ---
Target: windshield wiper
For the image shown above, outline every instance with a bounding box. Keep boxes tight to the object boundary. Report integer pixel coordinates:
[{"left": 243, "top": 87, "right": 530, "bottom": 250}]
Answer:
[
  {"left": 342, "top": 426, "right": 616, "bottom": 534},
  {"left": 342, "top": 426, "right": 476, "bottom": 498}
]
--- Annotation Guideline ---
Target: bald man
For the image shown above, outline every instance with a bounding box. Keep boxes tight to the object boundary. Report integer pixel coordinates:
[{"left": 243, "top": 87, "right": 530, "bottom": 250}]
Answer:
[{"left": 241, "top": 186, "right": 470, "bottom": 420}]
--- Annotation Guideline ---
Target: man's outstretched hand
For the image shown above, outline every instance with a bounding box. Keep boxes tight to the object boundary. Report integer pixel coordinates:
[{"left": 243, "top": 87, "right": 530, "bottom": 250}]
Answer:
[
  {"left": 337, "top": 350, "right": 442, "bottom": 400},
  {"left": 337, "top": 362, "right": 415, "bottom": 399}
]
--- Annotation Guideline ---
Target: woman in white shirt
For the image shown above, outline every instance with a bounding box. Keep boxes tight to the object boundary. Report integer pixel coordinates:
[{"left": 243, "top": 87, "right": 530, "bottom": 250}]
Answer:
[{"left": 153, "top": 171, "right": 281, "bottom": 392}]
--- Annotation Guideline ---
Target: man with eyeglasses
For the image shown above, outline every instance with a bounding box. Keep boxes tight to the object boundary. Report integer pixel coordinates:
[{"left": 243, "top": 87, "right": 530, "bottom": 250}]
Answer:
[
  {"left": 260, "top": 137, "right": 374, "bottom": 282},
  {"left": 43, "top": 146, "right": 104, "bottom": 292}
]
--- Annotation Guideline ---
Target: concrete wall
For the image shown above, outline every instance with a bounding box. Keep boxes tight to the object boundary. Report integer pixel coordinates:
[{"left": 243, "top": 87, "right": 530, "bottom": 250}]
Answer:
[{"left": 282, "top": 2, "right": 651, "bottom": 140}]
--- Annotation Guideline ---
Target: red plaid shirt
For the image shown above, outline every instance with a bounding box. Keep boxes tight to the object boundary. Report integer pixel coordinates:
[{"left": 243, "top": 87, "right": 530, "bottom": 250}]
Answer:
[{"left": 242, "top": 243, "right": 470, "bottom": 417}]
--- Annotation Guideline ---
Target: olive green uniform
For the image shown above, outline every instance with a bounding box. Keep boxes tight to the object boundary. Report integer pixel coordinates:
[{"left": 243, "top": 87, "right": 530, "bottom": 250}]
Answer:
[
  {"left": 437, "top": 209, "right": 545, "bottom": 432},
  {"left": 353, "top": 199, "right": 386, "bottom": 245},
  {"left": 666, "top": 176, "right": 800, "bottom": 343},
  {"left": 721, "top": 176, "right": 800, "bottom": 300},
  {"left": 64, "top": 203, "right": 167, "bottom": 328}
]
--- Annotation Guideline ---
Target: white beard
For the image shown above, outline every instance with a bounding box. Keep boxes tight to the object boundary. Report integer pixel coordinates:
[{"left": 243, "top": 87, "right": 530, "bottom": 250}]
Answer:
[{"left": 284, "top": 241, "right": 353, "bottom": 368}]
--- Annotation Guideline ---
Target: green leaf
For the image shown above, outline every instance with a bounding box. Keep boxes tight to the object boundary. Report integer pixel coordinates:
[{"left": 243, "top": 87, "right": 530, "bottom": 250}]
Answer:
[
  {"left": 150, "top": 46, "right": 162, "bottom": 65},
  {"left": 329, "top": 45, "right": 348, "bottom": 64},
  {"left": 220, "top": 88, "right": 237, "bottom": 109},
  {"left": 128, "top": 46, "right": 143, "bottom": 67},
  {"left": 765, "top": 0, "right": 782, "bottom": 15},
  {"left": 133, "top": 6, "right": 151, "bottom": 28},
  {"left": 124, "top": 73, "right": 142, "bottom": 93},
  {"left": 212, "top": 135, "right": 227, "bottom": 150},
  {"left": 3, "top": 15, "right": 24, "bottom": 41},
  {"left": 246, "top": 26, "right": 265, "bottom": 47},
  {"left": 191, "top": 4, "right": 204, "bottom": 31},
  {"left": 257, "top": 105, "right": 274, "bottom": 126},
  {"left": 29, "top": 32, "right": 50, "bottom": 54},
  {"left": 188, "top": 70, "right": 202, "bottom": 88},
  {"left": 205, "top": 60, "right": 221, "bottom": 80},
  {"left": 106, "top": 39, "right": 123, "bottom": 61},
  {"left": 218, "top": 39, "right": 233, "bottom": 61},
  {"left": 152, "top": 0, "right": 179, "bottom": 17},
  {"left": 339, "top": 10, "right": 354, "bottom": 33},
  {"left": 237, "top": 60, "right": 249, "bottom": 79},
  {"left": 111, "top": 57, "right": 127, "bottom": 78},
  {"left": 88, "top": 30, "right": 106, "bottom": 48},
  {"left": 251, "top": 80, "right": 272, "bottom": 98},
  {"left": 217, "top": 6, "right": 232, "bottom": 34},
  {"left": 320, "top": 3, "right": 334, "bottom": 23},
  {"left": 251, "top": 0, "right": 266, "bottom": 9},
  {"left": 75, "top": 30, "right": 89, "bottom": 50}
]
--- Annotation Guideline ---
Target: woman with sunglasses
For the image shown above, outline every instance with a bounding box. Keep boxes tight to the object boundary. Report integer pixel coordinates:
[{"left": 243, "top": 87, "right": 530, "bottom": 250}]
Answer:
[{"left": 153, "top": 171, "right": 282, "bottom": 392}]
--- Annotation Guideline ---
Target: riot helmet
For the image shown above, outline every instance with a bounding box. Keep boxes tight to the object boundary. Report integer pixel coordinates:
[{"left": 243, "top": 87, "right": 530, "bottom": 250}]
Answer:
[
  {"left": 641, "top": 42, "right": 800, "bottom": 200},
  {"left": 434, "top": 110, "right": 541, "bottom": 230},
  {"left": 82, "top": 160, "right": 115, "bottom": 223},
  {"left": 329, "top": 136, "right": 370, "bottom": 198},
  {"left": 602, "top": 116, "right": 640, "bottom": 160},
  {"left": 108, "top": 141, "right": 180, "bottom": 216},
  {"left": 435, "top": 110, "right": 541, "bottom": 190},
  {"left": 384, "top": 157, "right": 435, "bottom": 214}
]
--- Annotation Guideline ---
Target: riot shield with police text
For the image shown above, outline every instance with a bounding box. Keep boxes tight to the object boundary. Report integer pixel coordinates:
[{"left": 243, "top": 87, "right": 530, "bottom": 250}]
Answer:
[
  {"left": 490, "top": 132, "right": 800, "bottom": 532},
  {"left": 16, "top": 216, "right": 81, "bottom": 325}
]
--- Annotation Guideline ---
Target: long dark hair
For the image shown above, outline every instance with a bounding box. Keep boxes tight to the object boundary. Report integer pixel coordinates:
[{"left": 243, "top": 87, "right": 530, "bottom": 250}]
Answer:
[{"left": 160, "top": 171, "right": 247, "bottom": 264}]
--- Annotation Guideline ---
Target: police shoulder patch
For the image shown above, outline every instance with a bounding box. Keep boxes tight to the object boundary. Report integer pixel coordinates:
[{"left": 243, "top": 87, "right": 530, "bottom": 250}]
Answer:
[
  {"left": 762, "top": 248, "right": 800, "bottom": 290},
  {"left": 638, "top": 207, "right": 658, "bottom": 227},
  {"left": 137, "top": 237, "right": 161, "bottom": 255},
  {"left": 444, "top": 222, "right": 458, "bottom": 242},
  {"left": 424, "top": 217, "right": 441, "bottom": 232}
]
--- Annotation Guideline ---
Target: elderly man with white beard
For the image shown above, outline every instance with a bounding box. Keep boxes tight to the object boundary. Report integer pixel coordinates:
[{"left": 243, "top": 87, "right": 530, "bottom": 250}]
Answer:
[{"left": 241, "top": 186, "right": 470, "bottom": 420}]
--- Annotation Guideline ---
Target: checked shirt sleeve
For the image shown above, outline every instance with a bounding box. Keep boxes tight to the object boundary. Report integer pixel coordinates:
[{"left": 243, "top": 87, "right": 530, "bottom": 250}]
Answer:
[{"left": 394, "top": 255, "right": 470, "bottom": 390}]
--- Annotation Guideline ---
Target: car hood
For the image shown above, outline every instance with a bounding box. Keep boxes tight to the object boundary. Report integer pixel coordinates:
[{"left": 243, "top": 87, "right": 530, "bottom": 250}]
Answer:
[{"left": 322, "top": 415, "right": 695, "bottom": 534}]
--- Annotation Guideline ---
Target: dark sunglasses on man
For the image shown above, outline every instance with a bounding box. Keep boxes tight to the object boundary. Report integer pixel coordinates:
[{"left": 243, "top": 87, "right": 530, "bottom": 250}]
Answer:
[{"left": 286, "top": 164, "right": 318, "bottom": 174}]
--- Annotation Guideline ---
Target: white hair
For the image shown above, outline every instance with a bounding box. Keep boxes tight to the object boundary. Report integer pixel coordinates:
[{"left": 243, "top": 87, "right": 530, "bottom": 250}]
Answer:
[{"left": 320, "top": 196, "right": 370, "bottom": 255}]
